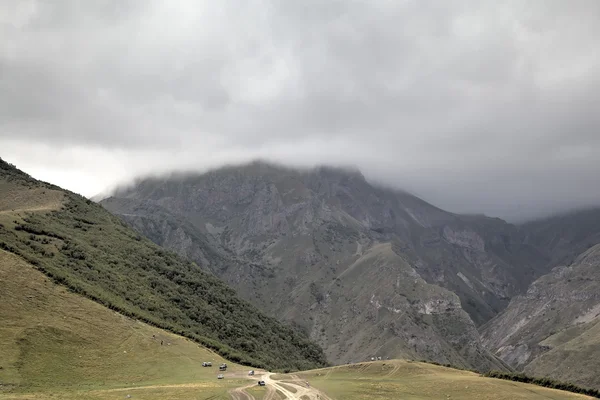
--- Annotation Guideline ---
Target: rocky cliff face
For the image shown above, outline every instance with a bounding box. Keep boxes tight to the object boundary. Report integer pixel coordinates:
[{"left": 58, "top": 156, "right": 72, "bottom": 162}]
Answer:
[
  {"left": 482, "top": 226, "right": 600, "bottom": 389},
  {"left": 101, "top": 162, "right": 552, "bottom": 370}
]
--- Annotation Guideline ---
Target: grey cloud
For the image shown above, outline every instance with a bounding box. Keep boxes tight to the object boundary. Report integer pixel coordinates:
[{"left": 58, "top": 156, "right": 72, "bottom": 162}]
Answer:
[{"left": 1, "top": 0, "right": 599, "bottom": 221}]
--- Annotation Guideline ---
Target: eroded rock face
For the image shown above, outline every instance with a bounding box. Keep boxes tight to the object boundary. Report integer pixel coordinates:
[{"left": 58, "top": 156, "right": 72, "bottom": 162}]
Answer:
[
  {"left": 482, "top": 243, "right": 600, "bottom": 389},
  {"left": 442, "top": 227, "right": 485, "bottom": 252},
  {"left": 101, "top": 162, "right": 552, "bottom": 370}
]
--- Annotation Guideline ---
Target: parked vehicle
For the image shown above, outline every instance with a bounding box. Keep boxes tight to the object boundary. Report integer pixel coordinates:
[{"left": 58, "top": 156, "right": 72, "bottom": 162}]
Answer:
[
  {"left": 217, "top": 374, "right": 224, "bottom": 379},
  {"left": 258, "top": 380, "right": 266, "bottom": 386},
  {"left": 202, "top": 362, "right": 212, "bottom": 367},
  {"left": 219, "top": 363, "right": 227, "bottom": 371},
  {"left": 248, "top": 370, "right": 255, "bottom": 376}
]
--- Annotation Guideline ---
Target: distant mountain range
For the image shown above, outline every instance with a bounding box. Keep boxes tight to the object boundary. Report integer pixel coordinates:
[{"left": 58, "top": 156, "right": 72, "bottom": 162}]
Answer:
[{"left": 99, "top": 161, "right": 600, "bottom": 388}]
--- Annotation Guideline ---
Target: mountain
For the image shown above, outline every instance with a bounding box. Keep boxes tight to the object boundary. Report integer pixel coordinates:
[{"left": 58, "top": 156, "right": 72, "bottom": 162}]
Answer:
[
  {"left": 482, "top": 211, "right": 600, "bottom": 389},
  {"left": 0, "top": 158, "right": 327, "bottom": 371},
  {"left": 101, "top": 161, "right": 553, "bottom": 370}
]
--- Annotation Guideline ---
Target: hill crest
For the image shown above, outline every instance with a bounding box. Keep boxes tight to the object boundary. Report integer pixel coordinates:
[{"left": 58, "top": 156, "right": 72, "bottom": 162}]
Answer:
[{"left": 0, "top": 157, "right": 328, "bottom": 371}]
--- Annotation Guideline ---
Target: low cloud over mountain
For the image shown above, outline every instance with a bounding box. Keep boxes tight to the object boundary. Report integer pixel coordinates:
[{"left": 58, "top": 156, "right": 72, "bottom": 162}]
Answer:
[{"left": 2, "top": 1, "right": 600, "bottom": 221}]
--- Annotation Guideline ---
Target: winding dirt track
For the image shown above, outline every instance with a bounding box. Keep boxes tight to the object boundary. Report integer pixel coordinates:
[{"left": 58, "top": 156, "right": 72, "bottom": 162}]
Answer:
[
  {"left": 229, "top": 372, "right": 332, "bottom": 400},
  {"left": 229, "top": 381, "right": 257, "bottom": 400}
]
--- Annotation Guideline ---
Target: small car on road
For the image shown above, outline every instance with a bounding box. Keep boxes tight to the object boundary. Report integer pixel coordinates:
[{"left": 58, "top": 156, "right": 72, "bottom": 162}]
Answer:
[
  {"left": 258, "top": 381, "right": 266, "bottom": 386},
  {"left": 217, "top": 374, "right": 224, "bottom": 379}
]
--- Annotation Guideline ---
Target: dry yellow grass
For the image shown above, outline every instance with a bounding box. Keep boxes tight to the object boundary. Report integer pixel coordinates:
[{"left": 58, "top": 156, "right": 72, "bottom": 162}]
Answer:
[
  {"left": 0, "top": 183, "right": 64, "bottom": 214},
  {"left": 287, "top": 361, "right": 596, "bottom": 400}
]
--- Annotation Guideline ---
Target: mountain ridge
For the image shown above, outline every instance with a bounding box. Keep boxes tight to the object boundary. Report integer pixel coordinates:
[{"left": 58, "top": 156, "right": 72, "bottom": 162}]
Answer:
[
  {"left": 482, "top": 223, "right": 600, "bottom": 389},
  {"left": 102, "top": 161, "right": 558, "bottom": 371}
]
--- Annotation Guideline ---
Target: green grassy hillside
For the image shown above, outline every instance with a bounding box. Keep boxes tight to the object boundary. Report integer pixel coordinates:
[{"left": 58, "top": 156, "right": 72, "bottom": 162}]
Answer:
[
  {"left": 0, "top": 249, "right": 248, "bottom": 399},
  {"left": 279, "top": 360, "right": 595, "bottom": 400},
  {"left": 0, "top": 158, "right": 327, "bottom": 371}
]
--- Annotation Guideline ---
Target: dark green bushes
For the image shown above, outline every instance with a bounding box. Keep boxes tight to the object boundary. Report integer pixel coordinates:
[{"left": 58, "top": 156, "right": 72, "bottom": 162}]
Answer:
[
  {"left": 484, "top": 371, "right": 600, "bottom": 398},
  {"left": 14, "top": 224, "right": 65, "bottom": 239},
  {"left": 415, "top": 361, "right": 599, "bottom": 396}
]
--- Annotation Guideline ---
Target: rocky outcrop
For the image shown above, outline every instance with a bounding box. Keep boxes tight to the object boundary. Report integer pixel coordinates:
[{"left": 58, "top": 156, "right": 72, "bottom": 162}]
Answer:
[{"left": 442, "top": 226, "right": 485, "bottom": 252}]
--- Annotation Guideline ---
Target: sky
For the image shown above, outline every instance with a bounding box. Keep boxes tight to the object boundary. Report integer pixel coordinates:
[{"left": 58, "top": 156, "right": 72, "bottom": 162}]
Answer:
[{"left": 1, "top": 1, "right": 599, "bottom": 222}]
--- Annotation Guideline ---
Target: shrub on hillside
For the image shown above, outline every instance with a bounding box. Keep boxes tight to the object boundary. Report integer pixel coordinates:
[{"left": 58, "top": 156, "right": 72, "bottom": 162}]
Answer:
[{"left": 484, "top": 371, "right": 600, "bottom": 398}]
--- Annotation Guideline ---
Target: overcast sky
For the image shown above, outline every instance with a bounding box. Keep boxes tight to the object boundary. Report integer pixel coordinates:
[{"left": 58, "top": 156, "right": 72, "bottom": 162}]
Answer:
[{"left": 1, "top": 1, "right": 599, "bottom": 221}]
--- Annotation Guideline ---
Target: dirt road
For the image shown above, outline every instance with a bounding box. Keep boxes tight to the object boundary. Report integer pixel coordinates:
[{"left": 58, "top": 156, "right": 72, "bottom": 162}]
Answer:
[
  {"left": 229, "top": 381, "right": 258, "bottom": 400},
  {"left": 229, "top": 372, "right": 332, "bottom": 400}
]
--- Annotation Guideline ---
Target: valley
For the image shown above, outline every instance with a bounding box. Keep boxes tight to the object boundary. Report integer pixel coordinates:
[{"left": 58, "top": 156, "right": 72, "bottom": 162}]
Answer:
[
  {"left": 3, "top": 240, "right": 590, "bottom": 399},
  {"left": 2, "top": 158, "right": 600, "bottom": 398}
]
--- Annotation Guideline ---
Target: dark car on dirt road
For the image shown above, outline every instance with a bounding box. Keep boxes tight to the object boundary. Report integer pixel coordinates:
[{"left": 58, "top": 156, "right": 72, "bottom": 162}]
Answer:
[{"left": 258, "top": 381, "right": 266, "bottom": 386}]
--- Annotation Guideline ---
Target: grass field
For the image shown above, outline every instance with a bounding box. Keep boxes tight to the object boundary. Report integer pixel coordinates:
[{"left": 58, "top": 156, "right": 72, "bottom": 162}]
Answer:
[
  {"left": 275, "top": 361, "right": 595, "bottom": 400},
  {"left": 0, "top": 250, "right": 248, "bottom": 400}
]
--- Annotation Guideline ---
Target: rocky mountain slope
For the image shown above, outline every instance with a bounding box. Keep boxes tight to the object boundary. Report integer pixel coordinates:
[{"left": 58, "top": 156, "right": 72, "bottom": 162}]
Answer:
[
  {"left": 0, "top": 158, "right": 327, "bottom": 371},
  {"left": 483, "top": 213, "right": 600, "bottom": 389},
  {"left": 521, "top": 208, "right": 600, "bottom": 270},
  {"left": 102, "top": 162, "right": 556, "bottom": 370}
]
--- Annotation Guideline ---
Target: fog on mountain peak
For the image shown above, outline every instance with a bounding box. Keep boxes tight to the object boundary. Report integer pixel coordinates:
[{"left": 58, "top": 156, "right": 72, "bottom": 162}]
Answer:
[{"left": 1, "top": 1, "right": 600, "bottom": 221}]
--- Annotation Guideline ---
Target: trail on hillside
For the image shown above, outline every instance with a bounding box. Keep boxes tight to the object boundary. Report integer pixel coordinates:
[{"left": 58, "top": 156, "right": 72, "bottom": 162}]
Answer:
[
  {"left": 229, "top": 382, "right": 256, "bottom": 400},
  {"left": 0, "top": 205, "right": 60, "bottom": 214},
  {"left": 0, "top": 187, "right": 64, "bottom": 215},
  {"left": 97, "top": 383, "right": 215, "bottom": 391},
  {"left": 234, "top": 372, "right": 332, "bottom": 400}
]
